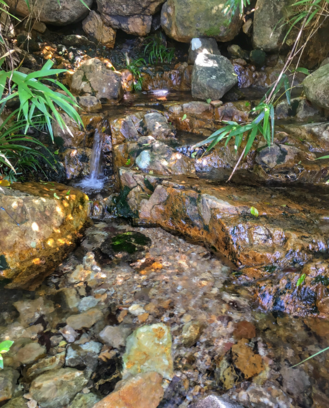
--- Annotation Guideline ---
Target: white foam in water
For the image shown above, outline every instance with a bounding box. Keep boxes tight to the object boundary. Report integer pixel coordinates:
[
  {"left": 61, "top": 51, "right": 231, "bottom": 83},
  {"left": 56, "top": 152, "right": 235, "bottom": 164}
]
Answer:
[{"left": 76, "top": 129, "right": 106, "bottom": 192}]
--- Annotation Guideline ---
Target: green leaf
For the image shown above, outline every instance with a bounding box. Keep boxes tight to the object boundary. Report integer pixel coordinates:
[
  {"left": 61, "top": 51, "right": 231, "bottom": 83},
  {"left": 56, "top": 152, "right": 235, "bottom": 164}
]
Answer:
[
  {"left": 182, "top": 114, "right": 187, "bottom": 121},
  {"left": 125, "top": 158, "right": 131, "bottom": 166},
  {"left": 66, "top": 190, "right": 71, "bottom": 195},
  {"left": 54, "top": 193, "right": 60, "bottom": 199},
  {"left": 54, "top": 150, "right": 59, "bottom": 155},
  {"left": 206, "top": 99, "right": 211, "bottom": 104},
  {"left": 296, "top": 273, "right": 306, "bottom": 287},
  {"left": 0, "top": 340, "right": 14, "bottom": 353},
  {"left": 294, "top": 67, "right": 310, "bottom": 75},
  {"left": 250, "top": 206, "right": 259, "bottom": 217}
]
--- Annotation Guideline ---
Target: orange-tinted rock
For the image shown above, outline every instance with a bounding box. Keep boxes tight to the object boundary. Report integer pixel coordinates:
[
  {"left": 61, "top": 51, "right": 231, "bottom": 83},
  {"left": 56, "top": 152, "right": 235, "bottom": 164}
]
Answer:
[
  {"left": 0, "top": 182, "right": 88, "bottom": 289},
  {"left": 119, "top": 169, "right": 329, "bottom": 270},
  {"left": 93, "top": 372, "right": 164, "bottom": 408},
  {"left": 232, "top": 339, "right": 264, "bottom": 379},
  {"left": 141, "top": 64, "right": 192, "bottom": 92}
]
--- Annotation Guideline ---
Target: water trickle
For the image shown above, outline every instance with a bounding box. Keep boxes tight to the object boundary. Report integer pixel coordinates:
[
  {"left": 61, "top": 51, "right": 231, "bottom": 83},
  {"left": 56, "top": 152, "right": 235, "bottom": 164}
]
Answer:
[{"left": 76, "top": 129, "right": 106, "bottom": 191}]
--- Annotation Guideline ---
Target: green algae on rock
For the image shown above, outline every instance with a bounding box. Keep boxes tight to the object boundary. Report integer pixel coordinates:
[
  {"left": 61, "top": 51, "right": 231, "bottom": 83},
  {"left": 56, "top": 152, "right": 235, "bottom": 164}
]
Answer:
[{"left": 123, "top": 323, "right": 173, "bottom": 380}]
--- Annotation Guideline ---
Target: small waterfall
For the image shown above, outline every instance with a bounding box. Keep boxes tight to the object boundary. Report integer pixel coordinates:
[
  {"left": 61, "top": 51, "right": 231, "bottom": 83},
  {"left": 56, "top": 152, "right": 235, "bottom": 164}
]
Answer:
[{"left": 76, "top": 129, "right": 105, "bottom": 191}]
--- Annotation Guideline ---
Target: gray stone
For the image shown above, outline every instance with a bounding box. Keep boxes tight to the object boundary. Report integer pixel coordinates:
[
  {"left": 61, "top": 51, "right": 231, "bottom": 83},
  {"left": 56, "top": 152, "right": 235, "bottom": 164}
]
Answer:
[
  {"left": 26, "top": 352, "right": 65, "bottom": 380},
  {"left": 60, "top": 325, "right": 79, "bottom": 343},
  {"left": 55, "top": 287, "right": 80, "bottom": 312},
  {"left": 99, "top": 325, "right": 132, "bottom": 349},
  {"left": 1, "top": 397, "right": 28, "bottom": 408},
  {"left": 14, "top": 298, "right": 55, "bottom": 325},
  {"left": 6, "top": 0, "right": 92, "bottom": 25},
  {"left": 144, "top": 112, "right": 173, "bottom": 139},
  {"left": 161, "top": 0, "right": 242, "bottom": 43},
  {"left": 135, "top": 138, "right": 195, "bottom": 175},
  {"left": 227, "top": 44, "right": 248, "bottom": 60},
  {"left": 296, "top": 99, "right": 322, "bottom": 120},
  {"left": 188, "top": 38, "right": 221, "bottom": 65},
  {"left": 82, "top": 11, "right": 116, "bottom": 47},
  {"left": 253, "top": 0, "right": 294, "bottom": 52},
  {"left": 303, "top": 64, "right": 329, "bottom": 109},
  {"left": 102, "top": 14, "right": 152, "bottom": 37},
  {"left": 71, "top": 58, "right": 123, "bottom": 102},
  {"left": 0, "top": 368, "right": 19, "bottom": 403},
  {"left": 320, "top": 57, "right": 329, "bottom": 67},
  {"left": 14, "top": 342, "right": 46, "bottom": 365},
  {"left": 97, "top": 0, "right": 165, "bottom": 16},
  {"left": 63, "top": 35, "right": 91, "bottom": 47},
  {"left": 192, "top": 53, "right": 238, "bottom": 100},
  {"left": 30, "top": 368, "right": 88, "bottom": 408},
  {"left": 66, "top": 341, "right": 102, "bottom": 370},
  {"left": 66, "top": 308, "right": 103, "bottom": 330},
  {"left": 190, "top": 395, "right": 244, "bottom": 408},
  {"left": 69, "top": 392, "right": 100, "bottom": 408},
  {"left": 182, "top": 321, "right": 203, "bottom": 347},
  {"left": 78, "top": 96, "right": 102, "bottom": 113},
  {"left": 78, "top": 296, "right": 99, "bottom": 312}
]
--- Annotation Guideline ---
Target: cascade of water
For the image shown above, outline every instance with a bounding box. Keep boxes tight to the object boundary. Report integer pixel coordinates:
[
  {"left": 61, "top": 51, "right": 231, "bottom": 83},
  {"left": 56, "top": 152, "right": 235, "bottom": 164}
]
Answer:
[{"left": 76, "top": 129, "right": 105, "bottom": 191}]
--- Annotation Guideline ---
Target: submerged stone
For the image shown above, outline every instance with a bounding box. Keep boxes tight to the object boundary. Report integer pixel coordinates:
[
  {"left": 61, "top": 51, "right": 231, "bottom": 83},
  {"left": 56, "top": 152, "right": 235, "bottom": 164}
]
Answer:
[
  {"left": 30, "top": 368, "right": 88, "bottom": 408},
  {"left": 69, "top": 392, "right": 100, "bottom": 408},
  {"left": 123, "top": 323, "right": 173, "bottom": 380},
  {"left": 93, "top": 372, "right": 164, "bottom": 408}
]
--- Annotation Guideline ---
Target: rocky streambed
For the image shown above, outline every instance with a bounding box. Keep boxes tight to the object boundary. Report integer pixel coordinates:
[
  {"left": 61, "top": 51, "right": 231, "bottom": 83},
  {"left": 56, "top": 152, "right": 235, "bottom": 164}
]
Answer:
[
  {"left": 0, "top": 219, "right": 329, "bottom": 408},
  {"left": 1, "top": 1, "right": 329, "bottom": 406}
]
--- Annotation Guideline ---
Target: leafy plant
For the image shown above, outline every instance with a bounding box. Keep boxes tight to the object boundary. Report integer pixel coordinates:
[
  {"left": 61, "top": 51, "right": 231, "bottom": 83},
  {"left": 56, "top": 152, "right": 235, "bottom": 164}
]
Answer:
[
  {"left": 0, "top": 60, "right": 82, "bottom": 141},
  {"left": 0, "top": 110, "right": 55, "bottom": 178},
  {"left": 0, "top": 340, "right": 13, "bottom": 369},
  {"left": 144, "top": 34, "right": 175, "bottom": 64},
  {"left": 223, "top": 0, "right": 250, "bottom": 21},
  {"left": 125, "top": 56, "right": 146, "bottom": 92}
]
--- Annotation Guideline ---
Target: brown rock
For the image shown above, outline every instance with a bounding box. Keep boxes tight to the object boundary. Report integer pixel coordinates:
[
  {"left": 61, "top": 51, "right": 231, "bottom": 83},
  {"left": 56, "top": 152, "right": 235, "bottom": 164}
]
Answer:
[
  {"left": 232, "top": 339, "right": 264, "bottom": 379},
  {"left": 0, "top": 182, "right": 88, "bottom": 289},
  {"left": 93, "top": 372, "right": 164, "bottom": 408},
  {"left": 82, "top": 11, "right": 116, "bottom": 48},
  {"left": 233, "top": 321, "right": 256, "bottom": 340},
  {"left": 66, "top": 308, "right": 103, "bottom": 330}
]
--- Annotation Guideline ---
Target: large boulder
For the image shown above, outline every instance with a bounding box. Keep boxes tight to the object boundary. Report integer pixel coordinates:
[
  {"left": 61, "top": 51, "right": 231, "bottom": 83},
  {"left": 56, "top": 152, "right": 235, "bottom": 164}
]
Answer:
[
  {"left": 192, "top": 53, "right": 238, "bottom": 100},
  {"left": 71, "top": 58, "right": 123, "bottom": 102},
  {"left": 161, "top": 0, "right": 242, "bottom": 43},
  {"left": 82, "top": 11, "right": 116, "bottom": 48},
  {"left": 97, "top": 0, "right": 165, "bottom": 16},
  {"left": 253, "top": 0, "right": 294, "bottom": 52},
  {"left": 6, "top": 0, "right": 93, "bottom": 26},
  {"left": 303, "top": 65, "right": 329, "bottom": 109},
  {"left": 0, "top": 182, "right": 89, "bottom": 289},
  {"left": 118, "top": 169, "right": 329, "bottom": 268},
  {"left": 97, "top": 0, "right": 165, "bottom": 36}
]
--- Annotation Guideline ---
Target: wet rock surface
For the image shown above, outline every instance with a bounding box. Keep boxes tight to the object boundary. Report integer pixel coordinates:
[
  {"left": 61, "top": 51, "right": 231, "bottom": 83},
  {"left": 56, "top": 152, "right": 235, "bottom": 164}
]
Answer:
[{"left": 0, "top": 182, "right": 89, "bottom": 290}]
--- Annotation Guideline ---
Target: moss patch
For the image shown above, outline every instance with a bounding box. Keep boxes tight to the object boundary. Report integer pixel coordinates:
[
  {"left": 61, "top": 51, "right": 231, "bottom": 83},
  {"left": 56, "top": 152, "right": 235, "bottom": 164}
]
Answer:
[{"left": 111, "top": 232, "right": 151, "bottom": 254}]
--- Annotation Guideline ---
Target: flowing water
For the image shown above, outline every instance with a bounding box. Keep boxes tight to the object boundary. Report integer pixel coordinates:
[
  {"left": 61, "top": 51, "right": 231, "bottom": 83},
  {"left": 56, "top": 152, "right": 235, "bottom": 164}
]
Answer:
[{"left": 75, "top": 129, "right": 106, "bottom": 192}]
